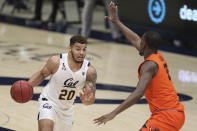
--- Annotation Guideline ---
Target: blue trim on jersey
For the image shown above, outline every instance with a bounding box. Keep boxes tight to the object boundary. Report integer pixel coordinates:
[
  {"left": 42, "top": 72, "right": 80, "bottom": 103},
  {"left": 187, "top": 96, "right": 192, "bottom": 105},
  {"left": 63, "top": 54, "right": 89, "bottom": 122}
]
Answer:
[
  {"left": 88, "top": 62, "right": 91, "bottom": 67},
  {"left": 60, "top": 54, "right": 62, "bottom": 59}
]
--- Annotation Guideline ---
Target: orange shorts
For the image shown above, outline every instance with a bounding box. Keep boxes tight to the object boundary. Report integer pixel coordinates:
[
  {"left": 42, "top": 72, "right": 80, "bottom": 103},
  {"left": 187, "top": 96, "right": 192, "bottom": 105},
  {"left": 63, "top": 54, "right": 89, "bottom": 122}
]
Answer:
[{"left": 140, "top": 110, "right": 185, "bottom": 131}]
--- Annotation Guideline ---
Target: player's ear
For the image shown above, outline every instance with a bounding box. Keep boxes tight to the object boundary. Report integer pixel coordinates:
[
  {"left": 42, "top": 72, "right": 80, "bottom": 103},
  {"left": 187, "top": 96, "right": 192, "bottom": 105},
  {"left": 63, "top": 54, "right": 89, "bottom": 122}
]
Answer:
[{"left": 69, "top": 46, "right": 72, "bottom": 52}]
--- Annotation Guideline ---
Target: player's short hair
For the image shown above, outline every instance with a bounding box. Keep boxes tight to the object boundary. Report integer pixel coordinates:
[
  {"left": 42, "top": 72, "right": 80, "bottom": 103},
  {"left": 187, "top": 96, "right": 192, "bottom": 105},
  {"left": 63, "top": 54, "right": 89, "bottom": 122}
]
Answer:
[
  {"left": 143, "top": 31, "right": 162, "bottom": 50},
  {"left": 70, "top": 35, "right": 87, "bottom": 46}
]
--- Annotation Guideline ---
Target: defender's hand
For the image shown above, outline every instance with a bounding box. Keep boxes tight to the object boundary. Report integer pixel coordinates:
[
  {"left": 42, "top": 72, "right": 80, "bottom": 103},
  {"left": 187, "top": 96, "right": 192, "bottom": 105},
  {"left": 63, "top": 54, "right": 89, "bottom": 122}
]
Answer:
[
  {"left": 104, "top": 1, "right": 119, "bottom": 24},
  {"left": 94, "top": 112, "right": 116, "bottom": 125}
]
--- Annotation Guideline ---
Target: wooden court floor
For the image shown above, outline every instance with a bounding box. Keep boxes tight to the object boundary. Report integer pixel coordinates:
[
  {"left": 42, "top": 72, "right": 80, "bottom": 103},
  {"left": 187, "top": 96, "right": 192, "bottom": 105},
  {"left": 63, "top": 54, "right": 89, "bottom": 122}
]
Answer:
[{"left": 0, "top": 23, "right": 197, "bottom": 131}]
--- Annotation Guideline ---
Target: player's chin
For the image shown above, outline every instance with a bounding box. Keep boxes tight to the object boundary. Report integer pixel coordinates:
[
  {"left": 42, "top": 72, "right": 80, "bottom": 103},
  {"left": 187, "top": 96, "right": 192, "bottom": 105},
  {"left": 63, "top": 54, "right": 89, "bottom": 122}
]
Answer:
[{"left": 76, "top": 58, "right": 84, "bottom": 63}]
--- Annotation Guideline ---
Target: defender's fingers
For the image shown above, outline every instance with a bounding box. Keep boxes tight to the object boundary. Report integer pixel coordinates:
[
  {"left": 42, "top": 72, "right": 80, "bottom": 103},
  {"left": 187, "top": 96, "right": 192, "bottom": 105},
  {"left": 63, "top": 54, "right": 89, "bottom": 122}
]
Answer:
[
  {"left": 94, "top": 120, "right": 104, "bottom": 125},
  {"left": 94, "top": 116, "right": 104, "bottom": 122},
  {"left": 110, "top": 1, "right": 116, "bottom": 7},
  {"left": 104, "top": 16, "right": 109, "bottom": 19}
]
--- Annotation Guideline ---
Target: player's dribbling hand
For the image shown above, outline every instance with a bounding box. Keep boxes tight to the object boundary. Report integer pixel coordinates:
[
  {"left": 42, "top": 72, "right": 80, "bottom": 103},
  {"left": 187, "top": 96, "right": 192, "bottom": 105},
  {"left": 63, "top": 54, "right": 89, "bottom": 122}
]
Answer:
[
  {"left": 104, "top": 1, "right": 119, "bottom": 24},
  {"left": 93, "top": 112, "right": 116, "bottom": 125}
]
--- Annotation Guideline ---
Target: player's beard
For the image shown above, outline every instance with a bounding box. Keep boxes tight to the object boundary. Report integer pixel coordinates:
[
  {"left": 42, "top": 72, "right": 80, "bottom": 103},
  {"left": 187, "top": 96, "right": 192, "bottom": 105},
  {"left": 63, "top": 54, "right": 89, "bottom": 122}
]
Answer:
[{"left": 71, "top": 51, "right": 84, "bottom": 63}]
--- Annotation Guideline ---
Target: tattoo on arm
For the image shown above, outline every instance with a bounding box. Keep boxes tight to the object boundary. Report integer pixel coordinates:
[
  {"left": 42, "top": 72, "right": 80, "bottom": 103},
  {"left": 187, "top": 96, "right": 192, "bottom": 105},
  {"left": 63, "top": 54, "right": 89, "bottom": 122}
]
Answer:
[{"left": 86, "top": 71, "right": 97, "bottom": 92}]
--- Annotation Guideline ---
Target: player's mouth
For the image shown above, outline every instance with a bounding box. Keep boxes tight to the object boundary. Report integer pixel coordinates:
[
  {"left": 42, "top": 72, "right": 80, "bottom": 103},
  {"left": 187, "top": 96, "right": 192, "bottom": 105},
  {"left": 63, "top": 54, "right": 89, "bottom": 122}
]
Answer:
[{"left": 77, "top": 56, "right": 84, "bottom": 61}]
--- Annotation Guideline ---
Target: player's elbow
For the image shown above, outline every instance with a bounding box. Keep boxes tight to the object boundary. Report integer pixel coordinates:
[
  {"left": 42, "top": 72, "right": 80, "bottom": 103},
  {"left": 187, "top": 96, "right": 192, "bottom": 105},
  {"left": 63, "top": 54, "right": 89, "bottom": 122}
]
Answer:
[
  {"left": 133, "top": 89, "right": 144, "bottom": 100},
  {"left": 136, "top": 90, "right": 144, "bottom": 98}
]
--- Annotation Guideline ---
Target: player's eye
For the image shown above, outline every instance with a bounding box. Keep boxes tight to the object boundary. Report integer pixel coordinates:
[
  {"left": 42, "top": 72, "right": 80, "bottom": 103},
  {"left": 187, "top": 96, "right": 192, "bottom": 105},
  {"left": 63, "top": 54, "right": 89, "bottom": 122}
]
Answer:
[{"left": 76, "top": 48, "right": 80, "bottom": 51}]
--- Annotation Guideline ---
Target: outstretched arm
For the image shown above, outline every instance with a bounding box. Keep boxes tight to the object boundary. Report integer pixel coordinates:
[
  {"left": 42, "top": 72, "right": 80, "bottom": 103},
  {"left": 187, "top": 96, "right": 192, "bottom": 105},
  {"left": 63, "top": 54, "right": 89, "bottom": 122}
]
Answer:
[
  {"left": 94, "top": 61, "right": 157, "bottom": 125},
  {"left": 105, "top": 2, "right": 141, "bottom": 51},
  {"left": 28, "top": 56, "right": 59, "bottom": 87},
  {"left": 80, "top": 65, "right": 97, "bottom": 105}
]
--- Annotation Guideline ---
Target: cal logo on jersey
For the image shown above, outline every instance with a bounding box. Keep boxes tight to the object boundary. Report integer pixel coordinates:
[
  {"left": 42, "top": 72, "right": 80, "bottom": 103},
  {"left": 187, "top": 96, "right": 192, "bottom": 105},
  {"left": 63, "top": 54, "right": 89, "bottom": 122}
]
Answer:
[
  {"left": 43, "top": 103, "right": 52, "bottom": 109},
  {"left": 63, "top": 78, "right": 79, "bottom": 88}
]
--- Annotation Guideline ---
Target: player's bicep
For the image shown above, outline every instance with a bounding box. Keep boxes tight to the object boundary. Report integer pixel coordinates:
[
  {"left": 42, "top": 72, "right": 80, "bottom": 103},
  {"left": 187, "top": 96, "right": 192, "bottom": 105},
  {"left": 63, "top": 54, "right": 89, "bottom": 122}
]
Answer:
[
  {"left": 40, "top": 65, "right": 51, "bottom": 78},
  {"left": 86, "top": 65, "right": 97, "bottom": 92},
  {"left": 137, "top": 61, "right": 157, "bottom": 93}
]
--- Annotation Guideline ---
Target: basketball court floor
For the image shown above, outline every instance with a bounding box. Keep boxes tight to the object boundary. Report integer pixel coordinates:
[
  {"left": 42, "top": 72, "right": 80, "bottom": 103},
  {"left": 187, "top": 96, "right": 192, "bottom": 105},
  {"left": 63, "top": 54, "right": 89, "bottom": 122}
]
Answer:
[{"left": 0, "top": 23, "right": 197, "bottom": 131}]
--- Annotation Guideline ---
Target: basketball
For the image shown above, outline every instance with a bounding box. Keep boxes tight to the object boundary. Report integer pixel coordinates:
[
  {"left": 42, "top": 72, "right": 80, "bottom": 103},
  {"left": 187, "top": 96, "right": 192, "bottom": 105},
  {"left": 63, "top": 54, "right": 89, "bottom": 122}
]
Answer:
[{"left": 10, "top": 80, "right": 33, "bottom": 103}]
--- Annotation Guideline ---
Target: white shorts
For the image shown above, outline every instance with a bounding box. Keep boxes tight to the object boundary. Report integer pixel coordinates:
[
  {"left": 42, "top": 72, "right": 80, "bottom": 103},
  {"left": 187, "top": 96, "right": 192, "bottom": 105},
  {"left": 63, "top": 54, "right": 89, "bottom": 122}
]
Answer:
[{"left": 38, "top": 100, "right": 74, "bottom": 131}]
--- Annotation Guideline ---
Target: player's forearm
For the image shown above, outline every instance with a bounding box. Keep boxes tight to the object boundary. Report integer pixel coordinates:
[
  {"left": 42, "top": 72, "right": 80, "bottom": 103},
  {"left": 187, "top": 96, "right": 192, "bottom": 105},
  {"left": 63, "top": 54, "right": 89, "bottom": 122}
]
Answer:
[
  {"left": 112, "top": 90, "right": 143, "bottom": 116},
  {"left": 115, "top": 21, "right": 141, "bottom": 51},
  {"left": 28, "top": 71, "right": 46, "bottom": 87}
]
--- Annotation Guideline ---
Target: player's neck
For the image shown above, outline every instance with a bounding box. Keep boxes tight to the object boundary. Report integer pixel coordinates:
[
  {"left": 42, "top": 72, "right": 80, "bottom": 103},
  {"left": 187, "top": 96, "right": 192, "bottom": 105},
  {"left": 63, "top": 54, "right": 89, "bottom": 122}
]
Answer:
[
  {"left": 68, "top": 55, "right": 83, "bottom": 72},
  {"left": 144, "top": 50, "right": 157, "bottom": 60}
]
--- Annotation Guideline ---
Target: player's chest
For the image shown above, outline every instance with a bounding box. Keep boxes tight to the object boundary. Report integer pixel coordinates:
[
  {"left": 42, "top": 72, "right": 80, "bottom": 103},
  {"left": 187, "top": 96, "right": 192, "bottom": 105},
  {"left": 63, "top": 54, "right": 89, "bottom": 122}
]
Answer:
[{"left": 53, "top": 70, "right": 86, "bottom": 88}]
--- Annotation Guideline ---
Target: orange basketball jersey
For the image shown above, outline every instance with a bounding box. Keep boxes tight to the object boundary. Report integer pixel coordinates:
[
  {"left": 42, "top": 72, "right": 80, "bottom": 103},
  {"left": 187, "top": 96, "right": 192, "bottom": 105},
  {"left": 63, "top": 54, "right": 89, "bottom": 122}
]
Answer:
[{"left": 138, "top": 52, "right": 184, "bottom": 113}]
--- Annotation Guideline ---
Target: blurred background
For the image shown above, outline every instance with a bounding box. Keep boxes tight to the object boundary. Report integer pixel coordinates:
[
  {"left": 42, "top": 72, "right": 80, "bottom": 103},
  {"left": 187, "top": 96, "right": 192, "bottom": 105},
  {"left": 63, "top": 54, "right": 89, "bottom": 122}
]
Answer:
[{"left": 0, "top": 0, "right": 197, "bottom": 56}]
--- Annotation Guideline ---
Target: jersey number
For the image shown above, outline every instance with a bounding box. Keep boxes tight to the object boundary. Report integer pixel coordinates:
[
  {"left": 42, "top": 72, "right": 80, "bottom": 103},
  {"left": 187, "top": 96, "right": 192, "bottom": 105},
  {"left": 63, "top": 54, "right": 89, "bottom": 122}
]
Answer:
[
  {"left": 59, "top": 89, "right": 75, "bottom": 100},
  {"left": 163, "top": 63, "right": 171, "bottom": 80}
]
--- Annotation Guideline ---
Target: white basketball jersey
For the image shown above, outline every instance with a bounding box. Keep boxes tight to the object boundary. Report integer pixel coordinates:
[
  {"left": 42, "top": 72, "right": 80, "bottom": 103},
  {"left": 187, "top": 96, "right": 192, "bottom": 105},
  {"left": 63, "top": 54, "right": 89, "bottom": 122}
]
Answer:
[{"left": 40, "top": 53, "right": 90, "bottom": 110}]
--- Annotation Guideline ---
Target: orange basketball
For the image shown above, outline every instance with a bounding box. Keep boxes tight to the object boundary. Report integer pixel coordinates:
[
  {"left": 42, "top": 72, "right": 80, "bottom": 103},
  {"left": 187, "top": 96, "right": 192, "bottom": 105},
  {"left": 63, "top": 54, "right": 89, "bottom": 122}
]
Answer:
[{"left": 10, "top": 80, "right": 33, "bottom": 103}]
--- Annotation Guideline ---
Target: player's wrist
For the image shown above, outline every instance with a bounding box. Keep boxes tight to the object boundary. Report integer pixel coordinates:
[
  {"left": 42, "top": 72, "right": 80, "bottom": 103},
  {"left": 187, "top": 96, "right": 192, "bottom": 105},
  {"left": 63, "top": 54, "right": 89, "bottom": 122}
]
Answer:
[
  {"left": 27, "top": 81, "right": 33, "bottom": 87},
  {"left": 111, "top": 110, "right": 118, "bottom": 116},
  {"left": 114, "top": 19, "right": 121, "bottom": 25}
]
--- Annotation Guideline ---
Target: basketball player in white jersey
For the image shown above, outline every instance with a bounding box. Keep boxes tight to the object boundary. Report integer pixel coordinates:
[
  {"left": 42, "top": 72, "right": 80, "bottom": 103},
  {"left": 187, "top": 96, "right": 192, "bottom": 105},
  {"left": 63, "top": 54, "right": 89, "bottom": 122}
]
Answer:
[{"left": 28, "top": 35, "right": 97, "bottom": 131}]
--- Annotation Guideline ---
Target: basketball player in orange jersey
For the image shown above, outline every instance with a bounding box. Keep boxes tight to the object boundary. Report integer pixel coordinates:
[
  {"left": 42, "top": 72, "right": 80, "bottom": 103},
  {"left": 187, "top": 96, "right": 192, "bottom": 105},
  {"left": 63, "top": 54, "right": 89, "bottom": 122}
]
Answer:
[
  {"left": 94, "top": 2, "right": 185, "bottom": 131},
  {"left": 28, "top": 35, "right": 97, "bottom": 131}
]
